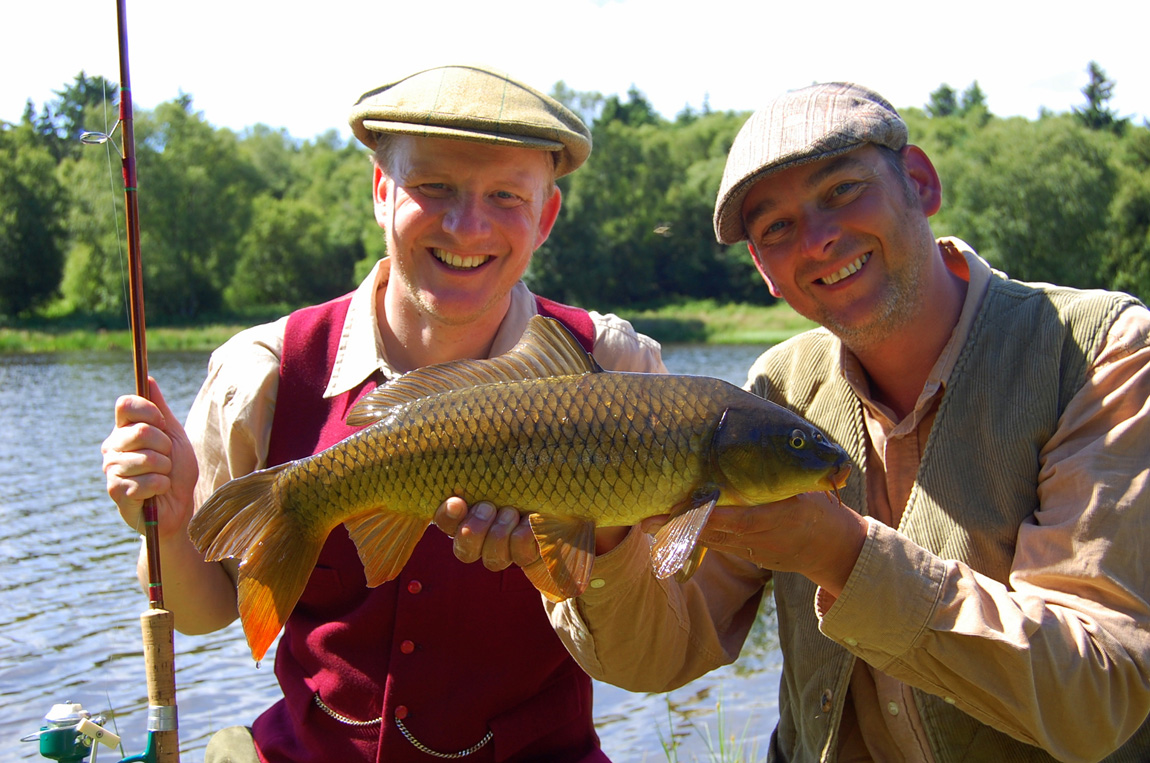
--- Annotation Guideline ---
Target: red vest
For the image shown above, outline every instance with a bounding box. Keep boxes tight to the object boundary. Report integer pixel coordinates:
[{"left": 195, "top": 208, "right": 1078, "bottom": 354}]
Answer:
[{"left": 250, "top": 293, "right": 607, "bottom": 763}]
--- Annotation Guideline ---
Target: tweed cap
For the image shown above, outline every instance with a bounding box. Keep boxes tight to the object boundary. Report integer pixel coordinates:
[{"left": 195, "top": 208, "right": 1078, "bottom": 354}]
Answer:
[
  {"left": 349, "top": 64, "right": 592, "bottom": 178},
  {"left": 713, "top": 82, "right": 908, "bottom": 244}
]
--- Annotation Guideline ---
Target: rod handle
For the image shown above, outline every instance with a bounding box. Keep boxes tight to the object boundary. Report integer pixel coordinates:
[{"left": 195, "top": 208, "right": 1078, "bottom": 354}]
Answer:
[{"left": 141, "top": 608, "right": 180, "bottom": 762}]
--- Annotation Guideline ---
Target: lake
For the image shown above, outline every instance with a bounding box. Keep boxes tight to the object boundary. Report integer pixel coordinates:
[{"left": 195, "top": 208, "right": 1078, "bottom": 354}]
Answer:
[{"left": 0, "top": 342, "right": 781, "bottom": 762}]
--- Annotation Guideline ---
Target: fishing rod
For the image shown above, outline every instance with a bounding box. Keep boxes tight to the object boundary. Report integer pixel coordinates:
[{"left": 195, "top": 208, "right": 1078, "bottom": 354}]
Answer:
[{"left": 23, "top": 2, "right": 179, "bottom": 761}]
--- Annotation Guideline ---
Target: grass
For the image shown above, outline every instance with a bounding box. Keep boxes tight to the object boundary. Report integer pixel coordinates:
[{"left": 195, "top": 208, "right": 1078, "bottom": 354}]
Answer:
[
  {"left": 621, "top": 299, "right": 817, "bottom": 345},
  {"left": 658, "top": 694, "right": 764, "bottom": 763},
  {"left": 0, "top": 299, "right": 816, "bottom": 354}
]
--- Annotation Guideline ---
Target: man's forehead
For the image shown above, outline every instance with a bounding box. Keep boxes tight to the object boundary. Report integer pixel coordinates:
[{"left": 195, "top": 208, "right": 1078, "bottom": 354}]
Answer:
[{"left": 390, "top": 135, "right": 552, "bottom": 183}]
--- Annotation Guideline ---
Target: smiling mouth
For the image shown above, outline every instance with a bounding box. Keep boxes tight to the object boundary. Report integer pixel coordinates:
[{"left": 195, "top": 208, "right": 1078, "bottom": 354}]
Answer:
[
  {"left": 433, "top": 249, "right": 492, "bottom": 270},
  {"left": 821, "top": 253, "right": 870, "bottom": 286}
]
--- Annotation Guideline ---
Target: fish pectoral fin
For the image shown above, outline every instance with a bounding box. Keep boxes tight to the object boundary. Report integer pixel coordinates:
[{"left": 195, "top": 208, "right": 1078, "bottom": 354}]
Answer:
[
  {"left": 526, "top": 513, "right": 596, "bottom": 600},
  {"left": 521, "top": 559, "right": 569, "bottom": 603},
  {"left": 344, "top": 510, "right": 430, "bottom": 587},
  {"left": 650, "top": 486, "right": 720, "bottom": 580},
  {"left": 674, "top": 545, "right": 708, "bottom": 584}
]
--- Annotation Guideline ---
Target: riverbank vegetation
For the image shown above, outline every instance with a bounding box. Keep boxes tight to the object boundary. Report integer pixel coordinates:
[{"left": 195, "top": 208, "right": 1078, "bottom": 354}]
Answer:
[{"left": 2, "top": 63, "right": 1147, "bottom": 354}]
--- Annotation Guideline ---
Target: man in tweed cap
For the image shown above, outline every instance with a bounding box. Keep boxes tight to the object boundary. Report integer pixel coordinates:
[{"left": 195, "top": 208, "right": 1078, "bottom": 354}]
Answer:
[
  {"left": 104, "top": 64, "right": 665, "bottom": 762},
  {"left": 542, "top": 82, "right": 1150, "bottom": 761}
]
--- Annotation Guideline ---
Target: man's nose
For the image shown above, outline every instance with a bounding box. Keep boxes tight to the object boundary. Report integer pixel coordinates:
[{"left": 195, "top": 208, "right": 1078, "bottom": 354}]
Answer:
[
  {"left": 797, "top": 207, "right": 840, "bottom": 259},
  {"left": 442, "top": 195, "right": 491, "bottom": 239}
]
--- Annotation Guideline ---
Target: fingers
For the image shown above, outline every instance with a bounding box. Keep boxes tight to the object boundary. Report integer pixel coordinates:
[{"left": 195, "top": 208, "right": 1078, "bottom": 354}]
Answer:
[
  {"left": 433, "top": 496, "right": 468, "bottom": 537},
  {"left": 436, "top": 500, "right": 540, "bottom": 572}
]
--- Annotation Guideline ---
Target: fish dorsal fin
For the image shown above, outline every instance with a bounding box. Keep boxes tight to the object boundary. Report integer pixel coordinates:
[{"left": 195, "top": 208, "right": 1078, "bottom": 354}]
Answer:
[
  {"left": 346, "top": 315, "right": 600, "bottom": 427},
  {"left": 650, "top": 485, "right": 720, "bottom": 579}
]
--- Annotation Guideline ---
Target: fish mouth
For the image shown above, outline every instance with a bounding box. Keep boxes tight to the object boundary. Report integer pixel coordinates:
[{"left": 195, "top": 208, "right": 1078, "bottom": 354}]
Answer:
[
  {"left": 432, "top": 248, "right": 493, "bottom": 271},
  {"left": 820, "top": 252, "right": 870, "bottom": 286}
]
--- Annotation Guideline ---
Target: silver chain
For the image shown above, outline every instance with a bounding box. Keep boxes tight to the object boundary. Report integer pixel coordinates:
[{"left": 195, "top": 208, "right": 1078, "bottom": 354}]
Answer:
[
  {"left": 396, "top": 717, "right": 493, "bottom": 759},
  {"left": 312, "top": 693, "right": 382, "bottom": 727},
  {"left": 313, "top": 692, "right": 493, "bottom": 757}
]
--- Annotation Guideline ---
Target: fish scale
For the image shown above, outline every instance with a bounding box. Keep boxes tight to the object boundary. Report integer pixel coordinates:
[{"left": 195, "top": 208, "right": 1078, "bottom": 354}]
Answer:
[{"left": 189, "top": 316, "right": 850, "bottom": 661}]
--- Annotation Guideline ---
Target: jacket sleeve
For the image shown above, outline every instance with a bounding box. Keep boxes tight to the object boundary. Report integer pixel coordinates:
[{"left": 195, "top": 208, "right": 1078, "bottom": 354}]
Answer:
[{"left": 546, "top": 528, "right": 768, "bottom": 692}]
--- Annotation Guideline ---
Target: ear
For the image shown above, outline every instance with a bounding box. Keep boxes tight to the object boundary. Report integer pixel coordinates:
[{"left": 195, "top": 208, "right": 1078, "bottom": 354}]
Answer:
[
  {"left": 372, "top": 165, "right": 390, "bottom": 228},
  {"left": 747, "top": 242, "right": 783, "bottom": 299},
  {"left": 900, "top": 145, "right": 942, "bottom": 217},
  {"left": 533, "top": 186, "right": 563, "bottom": 249}
]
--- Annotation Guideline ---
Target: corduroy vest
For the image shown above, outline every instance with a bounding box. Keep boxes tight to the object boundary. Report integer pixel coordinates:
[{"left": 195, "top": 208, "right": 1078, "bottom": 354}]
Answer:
[
  {"left": 249, "top": 292, "right": 606, "bottom": 763},
  {"left": 749, "top": 274, "right": 1148, "bottom": 762}
]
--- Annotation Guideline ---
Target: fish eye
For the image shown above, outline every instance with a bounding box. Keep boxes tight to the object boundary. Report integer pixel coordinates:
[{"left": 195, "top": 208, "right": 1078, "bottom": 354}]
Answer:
[{"left": 789, "top": 429, "right": 806, "bottom": 449}]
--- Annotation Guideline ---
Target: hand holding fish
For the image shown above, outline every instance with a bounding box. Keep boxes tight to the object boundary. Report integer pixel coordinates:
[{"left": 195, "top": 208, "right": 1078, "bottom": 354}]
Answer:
[
  {"left": 666, "top": 492, "right": 867, "bottom": 597},
  {"left": 103, "top": 377, "right": 200, "bottom": 541},
  {"left": 435, "top": 498, "right": 540, "bottom": 571},
  {"left": 434, "top": 498, "right": 633, "bottom": 571}
]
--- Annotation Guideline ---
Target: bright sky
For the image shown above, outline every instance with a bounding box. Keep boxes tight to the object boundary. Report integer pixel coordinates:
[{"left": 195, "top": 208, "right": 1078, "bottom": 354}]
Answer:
[{"left": 5, "top": 0, "right": 1148, "bottom": 141}]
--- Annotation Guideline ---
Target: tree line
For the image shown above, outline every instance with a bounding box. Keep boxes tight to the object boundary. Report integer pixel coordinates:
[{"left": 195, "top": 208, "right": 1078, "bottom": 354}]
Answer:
[{"left": 1, "top": 62, "right": 1147, "bottom": 322}]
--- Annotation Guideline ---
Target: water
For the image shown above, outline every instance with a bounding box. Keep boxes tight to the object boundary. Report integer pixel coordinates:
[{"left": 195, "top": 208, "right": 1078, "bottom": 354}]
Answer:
[{"left": 0, "top": 343, "right": 780, "bottom": 762}]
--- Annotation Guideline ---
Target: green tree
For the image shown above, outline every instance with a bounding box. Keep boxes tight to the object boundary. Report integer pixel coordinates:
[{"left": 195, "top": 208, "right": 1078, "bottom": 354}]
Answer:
[
  {"left": 134, "top": 95, "right": 262, "bottom": 318},
  {"left": 0, "top": 123, "right": 68, "bottom": 315},
  {"left": 927, "top": 84, "right": 958, "bottom": 118},
  {"left": 31, "top": 71, "right": 119, "bottom": 162},
  {"left": 939, "top": 115, "right": 1117, "bottom": 288},
  {"left": 1101, "top": 126, "right": 1150, "bottom": 300},
  {"left": 1074, "top": 61, "right": 1127, "bottom": 133},
  {"left": 226, "top": 195, "right": 353, "bottom": 307},
  {"left": 960, "top": 81, "right": 987, "bottom": 115}
]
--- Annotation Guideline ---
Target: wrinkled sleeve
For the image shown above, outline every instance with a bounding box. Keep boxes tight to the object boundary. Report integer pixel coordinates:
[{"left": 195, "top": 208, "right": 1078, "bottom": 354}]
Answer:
[
  {"left": 819, "top": 305, "right": 1150, "bottom": 762},
  {"left": 587, "top": 311, "right": 667, "bottom": 373},
  {"left": 546, "top": 528, "right": 768, "bottom": 692},
  {"left": 186, "top": 317, "right": 287, "bottom": 508},
  {"left": 546, "top": 311, "right": 769, "bottom": 691}
]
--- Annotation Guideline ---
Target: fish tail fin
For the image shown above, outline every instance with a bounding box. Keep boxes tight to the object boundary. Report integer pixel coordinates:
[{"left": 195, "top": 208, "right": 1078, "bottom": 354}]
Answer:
[{"left": 188, "top": 464, "right": 325, "bottom": 662}]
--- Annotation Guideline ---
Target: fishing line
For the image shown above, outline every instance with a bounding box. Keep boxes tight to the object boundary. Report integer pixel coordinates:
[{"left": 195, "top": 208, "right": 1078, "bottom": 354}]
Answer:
[{"left": 80, "top": 79, "right": 131, "bottom": 324}]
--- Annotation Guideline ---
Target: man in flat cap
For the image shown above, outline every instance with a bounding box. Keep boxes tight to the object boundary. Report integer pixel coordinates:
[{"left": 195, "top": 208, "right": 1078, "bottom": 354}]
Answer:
[
  {"left": 103, "top": 64, "right": 664, "bottom": 762},
  {"left": 525, "top": 82, "right": 1150, "bottom": 761}
]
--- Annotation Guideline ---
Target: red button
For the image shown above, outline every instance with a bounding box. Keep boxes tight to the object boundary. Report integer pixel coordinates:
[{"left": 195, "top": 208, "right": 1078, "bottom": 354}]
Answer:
[
  {"left": 407, "top": 580, "right": 422, "bottom": 594},
  {"left": 395, "top": 705, "right": 408, "bottom": 720},
  {"left": 400, "top": 640, "right": 415, "bottom": 654}
]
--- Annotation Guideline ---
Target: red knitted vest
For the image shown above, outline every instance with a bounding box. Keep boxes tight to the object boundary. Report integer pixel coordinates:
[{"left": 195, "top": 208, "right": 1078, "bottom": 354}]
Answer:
[{"left": 249, "top": 293, "right": 607, "bottom": 763}]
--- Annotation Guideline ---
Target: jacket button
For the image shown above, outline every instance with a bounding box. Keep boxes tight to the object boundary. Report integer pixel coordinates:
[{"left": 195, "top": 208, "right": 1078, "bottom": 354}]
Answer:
[
  {"left": 395, "top": 705, "right": 408, "bottom": 720},
  {"left": 821, "top": 689, "right": 834, "bottom": 712},
  {"left": 407, "top": 580, "right": 422, "bottom": 594},
  {"left": 400, "top": 640, "right": 416, "bottom": 654}
]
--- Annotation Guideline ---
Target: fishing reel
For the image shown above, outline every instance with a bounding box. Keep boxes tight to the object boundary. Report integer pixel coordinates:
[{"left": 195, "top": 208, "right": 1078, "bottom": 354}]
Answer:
[{"left": 21, "top": 703, "right": 121, "bottom": 763}]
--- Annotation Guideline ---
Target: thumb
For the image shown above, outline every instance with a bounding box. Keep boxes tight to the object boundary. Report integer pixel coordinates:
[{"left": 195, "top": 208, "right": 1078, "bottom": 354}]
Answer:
[{"left": 146, "top": 377, "right": 182, "bottom": 434}]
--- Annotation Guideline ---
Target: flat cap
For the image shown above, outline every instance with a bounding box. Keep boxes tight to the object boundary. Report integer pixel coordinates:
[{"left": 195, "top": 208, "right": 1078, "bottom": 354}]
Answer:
[
  {"left": 713, "top": 82, "right": 907, "bottom": 244},
  {"left": 349, "top": 64, "right": 592, "bottom": 178}
]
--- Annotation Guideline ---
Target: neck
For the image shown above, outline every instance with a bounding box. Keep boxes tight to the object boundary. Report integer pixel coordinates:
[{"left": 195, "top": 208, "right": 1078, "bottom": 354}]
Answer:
[
  {"left": 376, "top": 287, "right": 508, "bottom": 374},
  {"left": 851, "top": 261, "right": 968, "bottom": 421}
]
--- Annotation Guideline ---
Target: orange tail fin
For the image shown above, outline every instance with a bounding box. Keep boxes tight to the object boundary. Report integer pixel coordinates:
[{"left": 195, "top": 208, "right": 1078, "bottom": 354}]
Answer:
[{"left": 189, "top": 464, "right": 326, "bottom": 662}]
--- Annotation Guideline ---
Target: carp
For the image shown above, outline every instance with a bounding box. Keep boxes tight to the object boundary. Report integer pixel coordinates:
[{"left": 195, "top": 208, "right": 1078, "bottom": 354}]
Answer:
[{"left": 189, "top": 315, "right": 850, "bottom": 660}]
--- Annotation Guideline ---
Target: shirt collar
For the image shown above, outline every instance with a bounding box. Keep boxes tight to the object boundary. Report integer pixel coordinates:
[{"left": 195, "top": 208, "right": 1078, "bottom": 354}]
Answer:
[{"left": 323, "top": 258, "right": 539, "bottom": 398}]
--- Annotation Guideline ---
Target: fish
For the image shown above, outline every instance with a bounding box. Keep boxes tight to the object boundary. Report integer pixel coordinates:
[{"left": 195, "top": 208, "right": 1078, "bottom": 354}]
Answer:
[{"left": 188, "top": 315, "right": 850, "bottom": 660}]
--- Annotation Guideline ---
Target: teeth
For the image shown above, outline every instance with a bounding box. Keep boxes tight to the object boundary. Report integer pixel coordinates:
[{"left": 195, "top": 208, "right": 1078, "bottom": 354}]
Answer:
[
  {"left": 822, "top": 253, "right": 870, "bottom": 285},
  {"left": 433, "top": 249, "right": 489, "bottom": 270}
]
